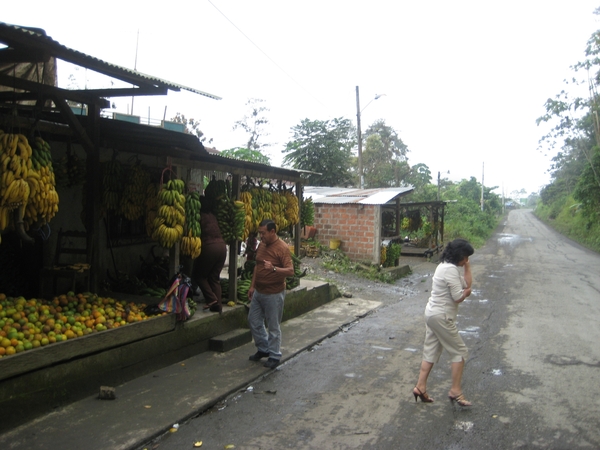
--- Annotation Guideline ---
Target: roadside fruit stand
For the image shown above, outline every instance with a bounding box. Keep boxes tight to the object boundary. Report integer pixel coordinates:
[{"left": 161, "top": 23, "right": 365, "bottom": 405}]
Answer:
[{"left": 0, "top": 21, "right": 311, "bottom": 430}]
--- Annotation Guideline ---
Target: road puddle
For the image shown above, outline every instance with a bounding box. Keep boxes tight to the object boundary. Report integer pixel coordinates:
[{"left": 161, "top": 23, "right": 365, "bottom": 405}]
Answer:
[
  {"left": 497, "top": 233, "right": 533, "bottom": 248},
  {"left": 459, "top": 326, "right": 480, "bottom": 338}
]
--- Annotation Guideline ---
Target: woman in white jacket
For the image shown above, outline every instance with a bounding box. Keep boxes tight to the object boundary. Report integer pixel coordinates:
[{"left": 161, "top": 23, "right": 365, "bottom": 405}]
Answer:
[{"left": 412, "top": 238, "right": 474, "bottom": 407}]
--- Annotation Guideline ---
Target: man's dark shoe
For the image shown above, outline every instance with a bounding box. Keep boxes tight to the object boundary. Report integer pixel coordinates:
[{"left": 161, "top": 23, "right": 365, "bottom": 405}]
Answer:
[
  {"left": 249, "top": 351, "right": 269, "bottom": 361},
  {"left": 263, "top": 358, "right": 280, "bottom": 369}
]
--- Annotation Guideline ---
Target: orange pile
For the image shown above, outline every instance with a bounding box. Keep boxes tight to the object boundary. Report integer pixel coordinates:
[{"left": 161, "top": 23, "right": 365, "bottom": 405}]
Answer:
[{"left": 0, "top": 292, "right": 165, "bottom": 358}]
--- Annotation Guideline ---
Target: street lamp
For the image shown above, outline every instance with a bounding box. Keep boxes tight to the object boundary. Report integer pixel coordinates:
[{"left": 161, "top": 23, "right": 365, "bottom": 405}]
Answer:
[{"left": 356, "top": 86, "right": 385, "bottom": 189}]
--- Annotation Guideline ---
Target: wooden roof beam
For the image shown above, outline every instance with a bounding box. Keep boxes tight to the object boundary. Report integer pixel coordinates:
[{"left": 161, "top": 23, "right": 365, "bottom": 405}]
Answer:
[{"left": 0, "top": 73, "right": 109, "bottom": 108}]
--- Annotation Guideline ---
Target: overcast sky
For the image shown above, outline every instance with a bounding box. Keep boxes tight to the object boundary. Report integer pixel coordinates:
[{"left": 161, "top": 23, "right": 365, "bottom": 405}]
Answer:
[{"left": 4, "top": 1, "right": 600, "bottom": 196}]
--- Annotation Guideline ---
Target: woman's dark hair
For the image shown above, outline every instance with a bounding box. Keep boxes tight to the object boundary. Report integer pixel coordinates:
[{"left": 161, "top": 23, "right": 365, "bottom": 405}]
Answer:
[
  {"left": 440, "top": 238, "right": 474, "bottom": 265},
  {"left": 199, "top": 195, "right": 213, "bottom": 213}
]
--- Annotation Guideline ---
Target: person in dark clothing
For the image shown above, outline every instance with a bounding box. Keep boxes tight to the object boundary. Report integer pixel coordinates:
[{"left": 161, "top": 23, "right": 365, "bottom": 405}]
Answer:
[{"left": 191, "top": 198, "right": 227, "bottom": 314}]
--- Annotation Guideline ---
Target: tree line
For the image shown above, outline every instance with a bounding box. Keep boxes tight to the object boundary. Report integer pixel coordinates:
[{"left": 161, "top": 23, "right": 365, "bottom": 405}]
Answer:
[{"left": 534, "top": 7, "right": 600, "bottom": 252}]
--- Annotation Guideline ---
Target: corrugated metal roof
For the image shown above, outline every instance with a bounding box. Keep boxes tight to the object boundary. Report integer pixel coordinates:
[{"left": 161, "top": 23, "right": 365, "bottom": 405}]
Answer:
[
  {"left": 304, "top": 186, "right": 414, "bottom": 205},
  {"left": 0, "top": 22, "right": 221, "bottom": 100}
]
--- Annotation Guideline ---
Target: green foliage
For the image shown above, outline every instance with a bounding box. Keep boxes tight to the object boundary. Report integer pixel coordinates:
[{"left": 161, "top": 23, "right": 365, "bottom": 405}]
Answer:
[
  {"left": 573, "top": 146, "right": 600, "bottom": 221},
  {"left": 384, "top": 243, "right": 401, "bottom": 268},
  {"left": 220, "top": 147, "right": 271, "bottom": 165},
  {"left": 282, "top": 118, "right": 356, "bottom": 186},
  {"left": 300, "top": 197, "right": 315, "bottom": 227},
  {"left": 362, "top": 120, "right": 410, "bottom": 188},
  {"left": 535, "top": 195, "right": 600, "bottom": 252},
  {"left": 320, "top": 249, "right": 402, "bottom": 283},
  {"left": 535, "top": 15, "right": 600, "bottom": 249}
]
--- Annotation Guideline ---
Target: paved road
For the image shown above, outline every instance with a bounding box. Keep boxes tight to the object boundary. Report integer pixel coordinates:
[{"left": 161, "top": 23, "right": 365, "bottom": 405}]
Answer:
[{"left": 143, "top": 209, "right": 600, "bottom": 449}]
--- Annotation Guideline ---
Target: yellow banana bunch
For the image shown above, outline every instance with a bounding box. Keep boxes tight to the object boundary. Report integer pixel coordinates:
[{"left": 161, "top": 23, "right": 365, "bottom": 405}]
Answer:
[
  {"left": 0, "top": 131, "right": 58, "bottom": 232},
  {"left": 284, "top": 190, "right": 299, "bottom": 226},
  {"left": 240, "top": 190, "right": 254, "bottom": 237},
  {"left": 120, "top": 162, "right": 150, "bottom": 221},
  {"left": 152, "top": 179, "right": 185, "bottom": 248},
  {"left": 180, "top": 231, "right": 202, "bottom": 259},
  {"left": 23, "top": 137, "right": 59, "bottom": 227},
  {"left": 250, "top": 187, "right": 273, "bottom": 231}
]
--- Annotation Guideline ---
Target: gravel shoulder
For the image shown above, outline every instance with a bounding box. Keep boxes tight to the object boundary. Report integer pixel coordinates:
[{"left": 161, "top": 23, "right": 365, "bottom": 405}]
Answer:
[{"left": 298, "top": 253, "right": 439, "bottom": 304}]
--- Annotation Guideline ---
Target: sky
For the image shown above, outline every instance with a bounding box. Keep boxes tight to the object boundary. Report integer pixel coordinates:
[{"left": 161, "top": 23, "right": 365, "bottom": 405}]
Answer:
[{"left": 4, "top": 1, "right": 600, "bottom": 196}]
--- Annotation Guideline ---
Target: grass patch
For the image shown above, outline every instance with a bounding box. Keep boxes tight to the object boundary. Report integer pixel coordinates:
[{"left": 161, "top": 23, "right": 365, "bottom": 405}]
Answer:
[{"left": 320, "top": 249, "right": 406, "bottom": 284}]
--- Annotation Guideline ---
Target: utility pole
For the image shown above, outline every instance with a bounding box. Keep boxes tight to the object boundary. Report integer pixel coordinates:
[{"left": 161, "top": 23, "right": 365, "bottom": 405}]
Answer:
[
  {"left": 356, "top": 86, "right": 364, "bottom": 189},
  {"left": 481, "top": 162, "right": 485, "bottom": 212}
]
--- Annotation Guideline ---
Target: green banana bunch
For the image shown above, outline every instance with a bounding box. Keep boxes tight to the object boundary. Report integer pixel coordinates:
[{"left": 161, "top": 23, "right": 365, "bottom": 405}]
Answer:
[
  {"left": 102, "top": 157, "right": 123, "bottom": 212},
  {"left": 120, "top": 162, "right": 150, "bottom": 221}
]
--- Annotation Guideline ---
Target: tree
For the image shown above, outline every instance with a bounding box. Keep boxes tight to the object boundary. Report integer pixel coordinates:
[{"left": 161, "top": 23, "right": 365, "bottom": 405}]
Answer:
[
  {"left": 361, "top": 120, "right": 410, "bottom": 187},
  {"left": 170, "top": 112, "right": 210, "bottom": 143},
  {"left": 219, "top": 147, "right": 271, "bottom": 165},
  {"left": 233, "top": 98, "right": 270, "bottom": 153},
  {"left": 282, "top": 118, "right": 355, "bottom": 186},
  {"left": 536, "top": 11, "right": 600, "bottom": 214},
  {"left": 407, "top": 163, "right": 432, "bottom": 191}
]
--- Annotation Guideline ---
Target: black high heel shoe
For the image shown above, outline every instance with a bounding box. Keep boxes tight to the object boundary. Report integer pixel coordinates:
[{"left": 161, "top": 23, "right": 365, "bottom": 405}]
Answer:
[
  {"left": 413, "top": 386, "right": 434, "bottom": 403},
  {"left": 202, "top": 301, "right": 218, "bottom": 310},
  {"left": 209, "top": 302, "right": 223, "bottom": 315}
]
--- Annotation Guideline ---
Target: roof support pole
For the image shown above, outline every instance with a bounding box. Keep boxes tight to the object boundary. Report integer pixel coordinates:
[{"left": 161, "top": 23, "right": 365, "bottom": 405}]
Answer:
[{"left": 52, "top": 95, "right": 102, "bottom": 293}]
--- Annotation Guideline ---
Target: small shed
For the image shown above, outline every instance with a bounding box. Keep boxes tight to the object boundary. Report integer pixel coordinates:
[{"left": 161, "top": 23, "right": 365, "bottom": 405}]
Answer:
[
  {"left": 304, "top": 186, "right": 447, "bottom": 264},
  {"left": 303, "top": 186, "right": 411, "bottom": 264}
]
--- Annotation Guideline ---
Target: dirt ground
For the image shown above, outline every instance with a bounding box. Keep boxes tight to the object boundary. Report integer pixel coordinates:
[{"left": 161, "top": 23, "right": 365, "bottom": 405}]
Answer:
[{"left": 298, "top": 251, "right": 438, "bottom": 304}]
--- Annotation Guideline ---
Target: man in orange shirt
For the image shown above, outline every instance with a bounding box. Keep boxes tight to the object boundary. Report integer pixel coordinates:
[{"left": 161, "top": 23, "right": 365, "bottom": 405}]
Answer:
[{"left": 247, "top": 220, "right": 294, "bottom": 369}]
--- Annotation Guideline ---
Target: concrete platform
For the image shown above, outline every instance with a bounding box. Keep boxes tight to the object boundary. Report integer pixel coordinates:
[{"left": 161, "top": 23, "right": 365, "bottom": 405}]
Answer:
[{"left": 0, "top": 296, "right": 381, "bottom": 450}]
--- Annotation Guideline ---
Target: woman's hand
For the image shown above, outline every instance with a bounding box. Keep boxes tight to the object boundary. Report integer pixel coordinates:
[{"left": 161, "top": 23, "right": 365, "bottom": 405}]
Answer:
[{"left": 455, "top": 287, "right": 472, "bottom": 303}]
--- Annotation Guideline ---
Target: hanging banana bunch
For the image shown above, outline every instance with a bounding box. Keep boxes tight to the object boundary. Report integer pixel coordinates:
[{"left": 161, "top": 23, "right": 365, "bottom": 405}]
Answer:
[
  {"left": 215, "top": 195, "right": 246, "bottom": 244},
  {"left": 284, "top": 189, "right": 299, "bottom": 226},
  {"left": 102, "top": 156, "right": 124, "bottom": 213},
  {"left": 181, "top": 191, "right": 202, "bottom": 259},
  {"left": 145, "top": 183, "right": 159, "bottom": 237},
  {"left": 120, "top": 161, "right": 150, "bottom": 221},
  {"left": 250, "top": 186, "right": 273, "bottom": 231},
  {"left": 0, "top": 131, "right": 59, "bottom": 236},
  {"left": 240, "top": 190, "right": 254, "bottom": 236},
  {"left": 26, "top": 136, "right": 59, "bottom": 227},
  {"left": 151, "top": 179, "right": 185, "bottom": 248}
]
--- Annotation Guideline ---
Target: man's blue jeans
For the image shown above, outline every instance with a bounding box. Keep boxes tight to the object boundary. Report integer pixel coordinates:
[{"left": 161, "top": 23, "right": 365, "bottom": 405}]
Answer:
[{"left": 248, "top": 290, "right": 285, "bottom": 360}]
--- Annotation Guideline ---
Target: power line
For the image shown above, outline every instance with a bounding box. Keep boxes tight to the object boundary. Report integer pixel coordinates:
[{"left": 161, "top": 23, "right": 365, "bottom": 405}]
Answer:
[{"left": 207, "top": 0, "right": 326, "bottom": 108}]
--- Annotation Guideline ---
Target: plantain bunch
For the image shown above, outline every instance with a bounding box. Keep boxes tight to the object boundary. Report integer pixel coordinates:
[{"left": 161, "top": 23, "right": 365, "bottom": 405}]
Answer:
[
  {"left": 284, "top": 190, "right": 299, "bottom": 226},
  {"left": 120, "top": 162, "right": 150, "bottom": 221},
  {"left": 145, "top": 183, "right": 159, "bottom": 237},
  {"left": 25, "top": 137, "right": 60, "bottom": 228},
  {"left": 0, "top": 132, "right": 59, "bottom": 237},
  {"left": 151, "top": 179, "right": 185, "bottom": 248},
  {"left": 240, "top": 190, "right": 254, "bottom": 237},
  {"left": 181, "top": 191, "right": 202, "bottom": 259},
  {"left": 102, "top": 158, "right": 124, "bottom": 212},
  {"left": 250, "top": 187, "right": 273, "bottom": 231},
  {"left": 216, "top": 195, "right": 246, "bottom": 243}
]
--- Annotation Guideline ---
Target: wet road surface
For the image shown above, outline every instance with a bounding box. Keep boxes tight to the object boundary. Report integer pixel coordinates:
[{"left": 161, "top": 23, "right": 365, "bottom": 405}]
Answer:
[{"left": 141, "top": 209, "right": 600, "bottom": 449}]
